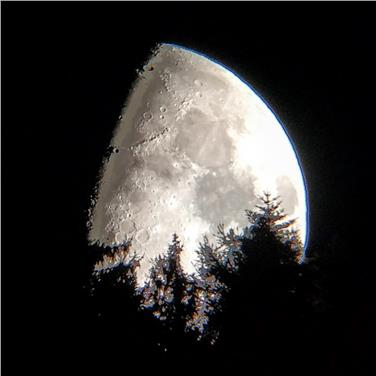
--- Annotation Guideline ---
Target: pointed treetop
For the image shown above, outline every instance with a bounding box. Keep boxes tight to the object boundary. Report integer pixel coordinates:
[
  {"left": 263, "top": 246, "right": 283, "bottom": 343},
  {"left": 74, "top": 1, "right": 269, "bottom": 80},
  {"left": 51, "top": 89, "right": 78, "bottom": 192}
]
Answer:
[{"left": 245, "top": 192, "right": 299, "bottom": 244}]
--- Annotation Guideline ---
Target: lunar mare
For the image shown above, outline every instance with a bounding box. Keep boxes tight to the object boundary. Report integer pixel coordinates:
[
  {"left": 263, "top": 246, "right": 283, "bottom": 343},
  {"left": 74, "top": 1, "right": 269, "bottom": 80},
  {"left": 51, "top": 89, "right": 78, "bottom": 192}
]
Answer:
[{"left": 88, "top": 43, "right": 308, "bottom": 280}]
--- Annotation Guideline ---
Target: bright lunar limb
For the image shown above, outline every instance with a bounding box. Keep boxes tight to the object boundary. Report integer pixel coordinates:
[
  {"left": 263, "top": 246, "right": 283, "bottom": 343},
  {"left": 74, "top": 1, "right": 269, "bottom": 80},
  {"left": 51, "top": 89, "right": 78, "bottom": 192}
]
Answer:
[{"left": 88, "top": 43, "right": 308, "bottom": 281}]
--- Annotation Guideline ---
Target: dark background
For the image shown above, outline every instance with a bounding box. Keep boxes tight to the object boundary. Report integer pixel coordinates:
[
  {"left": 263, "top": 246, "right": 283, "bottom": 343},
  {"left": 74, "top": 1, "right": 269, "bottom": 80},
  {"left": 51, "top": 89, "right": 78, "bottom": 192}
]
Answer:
[{"left": 2, "top": 3, "right": 375, "bottom": 375}]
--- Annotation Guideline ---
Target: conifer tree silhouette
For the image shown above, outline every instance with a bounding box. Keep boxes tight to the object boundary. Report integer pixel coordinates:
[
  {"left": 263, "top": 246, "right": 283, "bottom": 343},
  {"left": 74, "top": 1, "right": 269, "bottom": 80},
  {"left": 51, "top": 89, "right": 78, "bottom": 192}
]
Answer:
[
  {"left": 216, "top": 193, "right": 304, "bottom": 362},
  {"left": 88, "top": 193, "right": 330, "bottom": 371},
  {"left": 193, "top": 193, "right": 304, "bottom": 355},
  {"left": 88, "top": 243, "right": 158, "bottom": 359},
  {"left": 91, "top": 242, "right": 141, "bottom": 320},
  {"left": 192, "top": 225, "right": 242, "bottom": 343},
  {"left": 141, "top": 234, "right": 197, "bottom": 351}
]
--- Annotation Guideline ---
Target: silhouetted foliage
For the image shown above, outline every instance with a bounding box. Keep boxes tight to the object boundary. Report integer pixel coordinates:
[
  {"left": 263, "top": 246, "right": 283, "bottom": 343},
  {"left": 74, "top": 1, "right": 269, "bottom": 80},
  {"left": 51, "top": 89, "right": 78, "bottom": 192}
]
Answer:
[
  {"left": 217, "top": 195, "right": 303, "bottom": 354},
  {"left": 140, "top": 234, "right": 199, "bottom": 352},
  {"left": 90, "top": 242, "right": 140, "bottom": 315},
  {"left": 88, "top": 193, "right": 350, "bottom": 373},
  {"left": 191, "top": 193, "right": 304, "bottom": 348},
  {"left": 141, "top": 235, "right": 188, "bottom": 327},
  {"left": 88, "top": 243, "right": 163, "bottom": 358}
]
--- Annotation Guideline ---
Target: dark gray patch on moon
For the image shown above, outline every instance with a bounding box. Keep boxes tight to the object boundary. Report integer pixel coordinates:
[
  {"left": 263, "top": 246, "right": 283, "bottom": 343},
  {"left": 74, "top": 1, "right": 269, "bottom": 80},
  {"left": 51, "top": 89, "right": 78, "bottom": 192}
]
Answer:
[
  {"left": 195, "top": 167, "right": 256, "bottom": 229},
  {"left": 276, "top": 175, "right": 298, "bottom": 215},
  {"left": 175, "top": 110, "right": 234, "bottom": 169}
]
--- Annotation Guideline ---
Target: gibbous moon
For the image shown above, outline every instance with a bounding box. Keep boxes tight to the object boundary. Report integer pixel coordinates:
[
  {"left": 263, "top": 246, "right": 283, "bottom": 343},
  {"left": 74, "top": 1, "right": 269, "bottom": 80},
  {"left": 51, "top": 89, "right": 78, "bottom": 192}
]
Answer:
[{"left": 88, "top": 43, "right": 308, "bottom": 279}]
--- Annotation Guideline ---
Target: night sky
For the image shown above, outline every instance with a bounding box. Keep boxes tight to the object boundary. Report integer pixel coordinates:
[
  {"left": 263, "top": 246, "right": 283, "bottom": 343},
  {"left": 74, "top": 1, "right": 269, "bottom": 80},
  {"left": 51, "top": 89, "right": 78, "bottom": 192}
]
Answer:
[{"left": 3, "top": 3, "right": 375, "bottom": 375}]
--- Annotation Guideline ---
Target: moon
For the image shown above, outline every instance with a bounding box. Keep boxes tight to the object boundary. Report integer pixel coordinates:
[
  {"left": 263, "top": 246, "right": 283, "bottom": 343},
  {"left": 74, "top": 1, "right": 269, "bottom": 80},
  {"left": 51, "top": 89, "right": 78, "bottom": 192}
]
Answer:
[{"left": 88, "top": 43, "right": 308, "bottom": 280}]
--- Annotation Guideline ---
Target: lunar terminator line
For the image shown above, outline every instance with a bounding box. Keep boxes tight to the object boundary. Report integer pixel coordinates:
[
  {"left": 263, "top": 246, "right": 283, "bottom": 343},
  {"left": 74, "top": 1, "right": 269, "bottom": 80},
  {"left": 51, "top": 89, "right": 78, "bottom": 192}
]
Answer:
[{"left": 88, "top": 43, "right": 308, "bottom": 281}]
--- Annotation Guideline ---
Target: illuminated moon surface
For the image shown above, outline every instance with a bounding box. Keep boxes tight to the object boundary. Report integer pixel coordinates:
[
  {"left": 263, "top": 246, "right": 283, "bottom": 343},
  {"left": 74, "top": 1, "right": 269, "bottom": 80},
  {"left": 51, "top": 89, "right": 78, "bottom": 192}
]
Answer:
[{"left": 88, "top": 43, "right": 308, "bottom": 279}]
